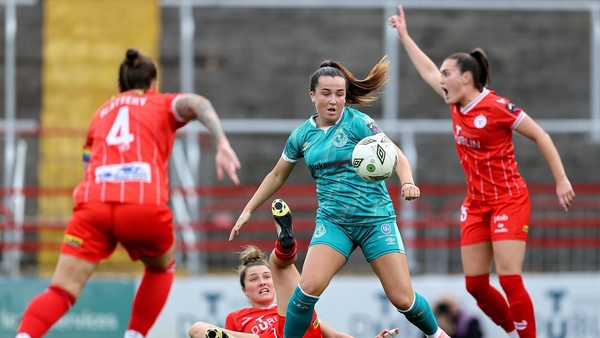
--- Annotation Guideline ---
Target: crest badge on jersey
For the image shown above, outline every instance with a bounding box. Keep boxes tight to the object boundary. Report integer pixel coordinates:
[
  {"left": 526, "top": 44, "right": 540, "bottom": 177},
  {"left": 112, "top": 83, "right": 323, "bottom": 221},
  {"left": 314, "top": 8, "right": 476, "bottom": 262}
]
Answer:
[
  {"left": 474, "top": 115, "right": 487, "bottom": 129},
  {"left": 314, "top": 223, "right": 327, "bottom": 238},
  {"left": 332, "top": 129, "right": 348, "bottom": 147}
]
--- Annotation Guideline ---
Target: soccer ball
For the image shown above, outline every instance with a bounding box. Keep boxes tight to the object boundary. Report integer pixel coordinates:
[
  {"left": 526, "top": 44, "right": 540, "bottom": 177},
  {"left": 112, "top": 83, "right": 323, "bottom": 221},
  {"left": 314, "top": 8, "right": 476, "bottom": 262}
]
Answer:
[{"left": 351, "top": 134, "right": 398, "bottom": 182}]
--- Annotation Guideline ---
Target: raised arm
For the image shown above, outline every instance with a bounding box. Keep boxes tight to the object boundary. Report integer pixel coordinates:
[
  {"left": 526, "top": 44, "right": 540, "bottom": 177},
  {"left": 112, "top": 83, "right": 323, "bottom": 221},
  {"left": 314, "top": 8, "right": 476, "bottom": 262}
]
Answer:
[
  {"left": 176, "top": 93, "right": 241, "bottom": 184},
  {"left": 388, "top": 6, "right": 444, "bottom": 98}
]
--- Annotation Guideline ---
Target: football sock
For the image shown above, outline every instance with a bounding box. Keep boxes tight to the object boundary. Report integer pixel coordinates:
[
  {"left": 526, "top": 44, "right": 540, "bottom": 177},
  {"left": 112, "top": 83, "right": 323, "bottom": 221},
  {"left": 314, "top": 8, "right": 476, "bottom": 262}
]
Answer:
[
  {"left": 500, "top": 275, "right": 536, "bottom": 338},
  {"left": 274, "top": 239, "right": 297, "bottom": 261},
  {"left": 466, "top": 275, "right": 516, "bottom": 333},
  {"left": 397, "top": 292, "right": 439, "bottom": 336},
  {"left": 284, "top": 285, "right": 319, "bottom": 338},
  {"left": 16, "top": 285, "right": 76, "bottom": 338},
  {"left": 425, "top": 328, "right": 443, "bottom": 338},
  {"left": 127, "top": 261, "right": 175, "bottom": 336}
]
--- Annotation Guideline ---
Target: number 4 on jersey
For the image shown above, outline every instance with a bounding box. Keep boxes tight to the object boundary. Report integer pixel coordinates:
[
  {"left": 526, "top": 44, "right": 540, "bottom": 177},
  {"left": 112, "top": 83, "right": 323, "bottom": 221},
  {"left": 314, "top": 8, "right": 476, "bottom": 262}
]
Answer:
[{"left": 106, "top": 106, "right": 134, "bottom": 151}]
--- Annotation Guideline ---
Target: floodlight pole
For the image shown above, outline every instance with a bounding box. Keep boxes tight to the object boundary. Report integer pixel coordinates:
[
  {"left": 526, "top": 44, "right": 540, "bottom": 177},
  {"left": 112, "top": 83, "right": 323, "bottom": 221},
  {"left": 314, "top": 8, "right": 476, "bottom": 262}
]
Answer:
[
  {"left": 591, "top": 2, "right": 600, "bottom": 142},
  {"left": 4, "top": 0, "right": 16, "bottom": 211},
  {"left": 1, "top": 0, "right": 37, "bottom": 277}
]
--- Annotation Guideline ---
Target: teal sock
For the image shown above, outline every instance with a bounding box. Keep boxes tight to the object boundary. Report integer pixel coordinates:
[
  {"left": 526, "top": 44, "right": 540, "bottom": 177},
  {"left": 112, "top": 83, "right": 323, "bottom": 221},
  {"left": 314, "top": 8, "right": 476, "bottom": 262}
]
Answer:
[
  {"left": 284, "top": 285, "right": 319, "bottom": 338},
  {"left": 397, "top": 292, "right": 438, "bottom": 335}
]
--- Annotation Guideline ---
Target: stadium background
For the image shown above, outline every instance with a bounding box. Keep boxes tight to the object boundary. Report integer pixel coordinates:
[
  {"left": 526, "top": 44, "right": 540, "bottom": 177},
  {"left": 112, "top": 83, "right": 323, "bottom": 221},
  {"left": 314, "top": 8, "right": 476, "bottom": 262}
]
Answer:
[{"left": 1, "top": 0, "right": 600, "bottom": 337}]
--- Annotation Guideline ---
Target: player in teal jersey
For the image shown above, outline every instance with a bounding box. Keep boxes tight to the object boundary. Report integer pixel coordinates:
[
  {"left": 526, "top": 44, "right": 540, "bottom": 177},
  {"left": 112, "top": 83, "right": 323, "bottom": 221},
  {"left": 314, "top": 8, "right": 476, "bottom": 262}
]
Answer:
[{"left": 229, "top": 56, "right": 449, "bottom": 338}]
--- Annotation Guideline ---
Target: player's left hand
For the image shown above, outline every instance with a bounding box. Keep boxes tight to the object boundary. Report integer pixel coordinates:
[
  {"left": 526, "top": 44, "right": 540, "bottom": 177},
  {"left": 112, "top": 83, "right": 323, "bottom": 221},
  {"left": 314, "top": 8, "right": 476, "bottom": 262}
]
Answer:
[
  {"left": 375, "top": 328, "right": 399, "bottom": 338},
  {"left": 556, "top": 177, "right": 575, "bottom": 211},
  {"left": 215, "top": 141, "right": 241, "bottom": 185},
  {"left": 401, "top": 183, "right": 420, "bottom": 201}
]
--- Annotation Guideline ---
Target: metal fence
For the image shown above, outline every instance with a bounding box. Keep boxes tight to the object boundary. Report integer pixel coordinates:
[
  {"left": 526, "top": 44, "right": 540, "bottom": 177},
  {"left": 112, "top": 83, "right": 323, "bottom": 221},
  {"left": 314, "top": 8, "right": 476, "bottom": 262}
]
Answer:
[{"left": 1, "top": 130, "right": 599, "bottom": 277}]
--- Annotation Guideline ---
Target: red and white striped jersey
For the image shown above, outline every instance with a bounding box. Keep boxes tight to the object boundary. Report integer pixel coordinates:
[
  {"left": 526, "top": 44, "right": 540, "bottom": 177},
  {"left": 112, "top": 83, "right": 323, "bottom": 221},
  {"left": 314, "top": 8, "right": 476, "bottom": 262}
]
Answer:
[
  {"left": 450, "top": 88, "right": 528, "bottom": 201},
  {"left": 73, "top": 89, "right": 186, "bottom": 205},
  {"left": 225, "top": 304, "right": 280, "bottom": 336},
  {"left": 225, "top": 304, "right": 322, "bottom": 338}
]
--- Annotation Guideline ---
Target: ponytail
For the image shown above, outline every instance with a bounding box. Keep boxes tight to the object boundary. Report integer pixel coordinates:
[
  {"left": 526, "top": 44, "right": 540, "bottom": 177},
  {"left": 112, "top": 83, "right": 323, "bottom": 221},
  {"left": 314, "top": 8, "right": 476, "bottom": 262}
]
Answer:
[
  {"left": 309, "top": 56, "right": 390, "bottom": 105},
  {"left": 447, "top": 48, "right": 490, "bottom": 91}
]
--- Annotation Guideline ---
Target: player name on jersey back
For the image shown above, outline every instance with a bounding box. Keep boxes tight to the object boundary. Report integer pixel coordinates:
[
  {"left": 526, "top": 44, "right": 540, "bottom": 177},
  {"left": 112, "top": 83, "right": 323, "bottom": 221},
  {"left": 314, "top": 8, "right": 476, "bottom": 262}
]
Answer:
[{"left": 95, "top": 162, "right": 151, "bottom": 183}]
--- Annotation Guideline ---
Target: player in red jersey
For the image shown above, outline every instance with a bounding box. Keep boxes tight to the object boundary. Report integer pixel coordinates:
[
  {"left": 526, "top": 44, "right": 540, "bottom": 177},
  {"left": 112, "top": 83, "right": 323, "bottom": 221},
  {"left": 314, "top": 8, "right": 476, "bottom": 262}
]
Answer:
[
  {"left": 15, "top": 48, "right": 241, "bottom": 338},
  {"left": 389, "top": 6, "right": 575, "bottom": 338},
  {"left": 189, "top": 199, "right": 398, "bottom": 338}
]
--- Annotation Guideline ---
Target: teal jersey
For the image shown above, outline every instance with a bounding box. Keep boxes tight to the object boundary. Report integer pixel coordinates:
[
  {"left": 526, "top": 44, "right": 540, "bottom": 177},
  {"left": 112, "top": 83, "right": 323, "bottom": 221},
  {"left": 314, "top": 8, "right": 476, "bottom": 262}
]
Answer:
[{"left": 282, "top": 107, "right": 396, "bottom": 226}]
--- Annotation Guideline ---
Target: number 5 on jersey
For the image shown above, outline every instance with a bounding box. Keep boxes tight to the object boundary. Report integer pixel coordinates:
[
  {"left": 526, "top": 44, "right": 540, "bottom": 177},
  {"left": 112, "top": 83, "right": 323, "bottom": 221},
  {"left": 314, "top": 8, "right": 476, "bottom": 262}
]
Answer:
[{"left": 106, "top": 106, "right": 134, "bottom": 152}]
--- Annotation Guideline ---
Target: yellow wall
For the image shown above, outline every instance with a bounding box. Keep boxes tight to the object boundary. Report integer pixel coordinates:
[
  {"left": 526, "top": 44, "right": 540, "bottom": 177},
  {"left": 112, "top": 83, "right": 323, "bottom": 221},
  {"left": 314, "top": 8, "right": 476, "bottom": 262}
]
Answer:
[{"left": 39, "top": 0, "right": 160, "bottom": 274}]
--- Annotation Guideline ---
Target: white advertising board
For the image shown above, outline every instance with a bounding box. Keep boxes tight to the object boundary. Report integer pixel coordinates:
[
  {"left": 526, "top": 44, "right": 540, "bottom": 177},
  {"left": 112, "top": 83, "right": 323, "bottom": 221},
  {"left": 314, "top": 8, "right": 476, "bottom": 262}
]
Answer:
[{"left": 148, "top": 273, "right": 600, "bottom": 338}]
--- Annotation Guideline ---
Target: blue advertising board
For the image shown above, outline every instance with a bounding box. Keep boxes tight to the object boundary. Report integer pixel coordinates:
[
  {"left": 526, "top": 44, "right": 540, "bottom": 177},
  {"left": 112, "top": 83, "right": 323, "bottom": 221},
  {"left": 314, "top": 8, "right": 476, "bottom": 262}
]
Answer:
[{"left": 0, "top": 279, "right": 134, "bottom": 338}]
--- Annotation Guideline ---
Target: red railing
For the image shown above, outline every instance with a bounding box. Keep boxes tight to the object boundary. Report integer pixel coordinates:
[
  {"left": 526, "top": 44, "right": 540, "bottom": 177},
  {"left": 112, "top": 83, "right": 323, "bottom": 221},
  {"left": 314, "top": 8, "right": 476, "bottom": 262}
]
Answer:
[{"left": 1, "top": 183, "right": 599, "bottom": 253}]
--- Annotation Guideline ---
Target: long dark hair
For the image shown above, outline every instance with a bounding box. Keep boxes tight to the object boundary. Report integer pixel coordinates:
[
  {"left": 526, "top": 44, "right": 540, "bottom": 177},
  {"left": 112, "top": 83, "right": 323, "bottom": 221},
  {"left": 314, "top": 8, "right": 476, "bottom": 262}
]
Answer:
[
  {"left": 309, "top": 55, "right": 390, "bottom": 105},
  {"left": 446, "top": 47, "right": 490, "bottom": 91},
  {"left": 118, "top": 48, "right": 157, "bottom": 92}
]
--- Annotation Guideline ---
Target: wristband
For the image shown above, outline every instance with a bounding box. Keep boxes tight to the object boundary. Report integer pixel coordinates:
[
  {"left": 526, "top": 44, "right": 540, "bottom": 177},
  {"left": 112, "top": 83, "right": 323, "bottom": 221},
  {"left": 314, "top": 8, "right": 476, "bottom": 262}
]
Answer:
[{"left": 402, "top": 182, "right": 415, "bottom": 187}]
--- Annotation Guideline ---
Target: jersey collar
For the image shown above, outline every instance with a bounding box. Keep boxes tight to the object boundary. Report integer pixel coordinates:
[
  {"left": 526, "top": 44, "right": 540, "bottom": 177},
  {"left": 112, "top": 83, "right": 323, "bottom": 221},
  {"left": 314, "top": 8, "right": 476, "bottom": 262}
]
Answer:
[{"left": 460, "top": 88, "right": 490, "bottom": 114}]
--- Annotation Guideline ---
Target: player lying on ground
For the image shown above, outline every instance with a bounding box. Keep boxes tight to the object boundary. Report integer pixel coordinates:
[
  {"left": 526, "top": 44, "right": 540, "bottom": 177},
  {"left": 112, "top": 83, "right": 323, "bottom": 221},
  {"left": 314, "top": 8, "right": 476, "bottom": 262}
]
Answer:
[{"left": 189, "top": 199, "right": 399, "bottom": 338}]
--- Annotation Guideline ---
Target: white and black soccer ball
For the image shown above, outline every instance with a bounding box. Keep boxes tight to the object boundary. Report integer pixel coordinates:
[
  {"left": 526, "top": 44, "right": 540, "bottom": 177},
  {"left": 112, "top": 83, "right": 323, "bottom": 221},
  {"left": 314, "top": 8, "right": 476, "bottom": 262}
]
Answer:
[{"left": 351, "top": 134, "right": 398, "bottom": 182}]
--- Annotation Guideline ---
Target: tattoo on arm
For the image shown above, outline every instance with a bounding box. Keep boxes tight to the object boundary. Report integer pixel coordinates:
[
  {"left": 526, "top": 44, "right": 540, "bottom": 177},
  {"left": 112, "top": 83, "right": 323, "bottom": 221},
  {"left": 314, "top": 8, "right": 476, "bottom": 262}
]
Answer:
[{"left": 177, "top": 94, "right": 225, "bottom": 145}]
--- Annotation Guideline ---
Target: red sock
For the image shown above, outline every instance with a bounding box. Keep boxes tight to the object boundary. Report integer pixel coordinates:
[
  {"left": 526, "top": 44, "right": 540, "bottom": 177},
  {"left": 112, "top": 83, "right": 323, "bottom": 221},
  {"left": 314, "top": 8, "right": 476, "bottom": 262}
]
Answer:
[
  {"left": 466, "top": 275, "right": 516, "bottom": 333},
  {"left": 500, "top": 275, "right": 536, "bottom": 338},
  {"left": 274, "top": 239, "right": 297, "bottom": 261},
  {"left": 127, "top": 261, "right": 175, "bottom": 335},
  {"left": 17, "top": 285, "right": 76, "bottom": 338}
]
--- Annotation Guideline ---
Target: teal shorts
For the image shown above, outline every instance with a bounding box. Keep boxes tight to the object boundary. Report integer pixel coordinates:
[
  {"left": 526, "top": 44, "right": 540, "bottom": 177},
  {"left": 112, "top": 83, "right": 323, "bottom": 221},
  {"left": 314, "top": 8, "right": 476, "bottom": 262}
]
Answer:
[{"left": 309, "top": 218, "right": 405, "bottom": 262}]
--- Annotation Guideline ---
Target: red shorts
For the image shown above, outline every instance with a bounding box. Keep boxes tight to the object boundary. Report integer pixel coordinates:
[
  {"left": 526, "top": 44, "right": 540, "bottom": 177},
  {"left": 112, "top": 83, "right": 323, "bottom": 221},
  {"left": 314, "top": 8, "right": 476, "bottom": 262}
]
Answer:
[
  {"left": 257, "top": 313, "right": 322, "bottom": 338},
  {"left": 460, "top": 192, "right": 530, "bottom": 246},
  {"left": 61, "top": 202, "right": 174, "bottom": 262}
]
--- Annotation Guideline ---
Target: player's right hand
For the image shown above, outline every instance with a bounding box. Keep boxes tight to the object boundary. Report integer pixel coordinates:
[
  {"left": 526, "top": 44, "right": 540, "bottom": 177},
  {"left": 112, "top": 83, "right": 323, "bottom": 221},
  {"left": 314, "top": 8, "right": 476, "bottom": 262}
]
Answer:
[
  {"left": 229, "top": 211, "right": 251, "bottom": 240},
  {"left": 388, "top": 5, "right": 408, "bottom": 39}
]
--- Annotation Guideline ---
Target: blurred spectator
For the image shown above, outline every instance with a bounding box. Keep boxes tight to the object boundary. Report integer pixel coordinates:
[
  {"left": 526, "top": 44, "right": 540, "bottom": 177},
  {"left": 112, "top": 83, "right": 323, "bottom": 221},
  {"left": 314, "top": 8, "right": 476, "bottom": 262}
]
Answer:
[{"left": 427, "top": 294, "right": 483, "bottom": 338}]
